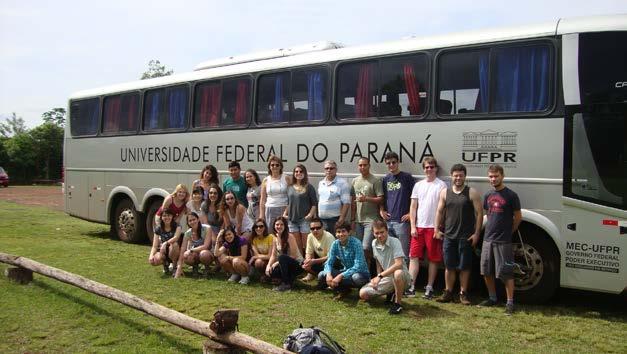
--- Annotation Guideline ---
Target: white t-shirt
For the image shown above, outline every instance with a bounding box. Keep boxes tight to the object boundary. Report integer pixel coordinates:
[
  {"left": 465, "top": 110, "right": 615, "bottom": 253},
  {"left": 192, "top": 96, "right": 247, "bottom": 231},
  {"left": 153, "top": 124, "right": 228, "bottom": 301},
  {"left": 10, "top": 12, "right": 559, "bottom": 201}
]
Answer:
[{"left": 410, "top": 177, "right": 447, "bottom": 228}]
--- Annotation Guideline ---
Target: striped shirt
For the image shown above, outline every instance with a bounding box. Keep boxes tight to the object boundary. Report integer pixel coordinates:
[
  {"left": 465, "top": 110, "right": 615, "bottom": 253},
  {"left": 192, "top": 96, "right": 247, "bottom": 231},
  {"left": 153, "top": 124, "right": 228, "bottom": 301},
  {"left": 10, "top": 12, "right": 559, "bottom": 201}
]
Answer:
[{"left": 317, "top": 176, "right": 351, "bottom": 219}]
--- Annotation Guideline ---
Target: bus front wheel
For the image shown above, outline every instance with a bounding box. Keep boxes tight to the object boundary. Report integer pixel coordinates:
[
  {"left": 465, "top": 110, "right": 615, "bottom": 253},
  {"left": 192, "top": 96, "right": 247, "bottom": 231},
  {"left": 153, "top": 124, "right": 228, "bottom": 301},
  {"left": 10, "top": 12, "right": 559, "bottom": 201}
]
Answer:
[
  {"left": 513, "top": 223, "right": 560, "bottom": 304},
  {"left": 113, "top": 199, "right": 145, "bottom": 243}
]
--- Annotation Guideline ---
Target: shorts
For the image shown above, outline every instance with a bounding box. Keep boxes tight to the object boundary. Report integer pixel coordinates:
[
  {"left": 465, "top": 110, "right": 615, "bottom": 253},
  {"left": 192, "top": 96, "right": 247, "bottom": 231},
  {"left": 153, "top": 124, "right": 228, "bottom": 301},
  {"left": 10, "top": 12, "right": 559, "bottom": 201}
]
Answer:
[
  {"left": 264, "top": 206, "right": 286, "bottom": 229},
  {"left": 443, "top": 237, "right": 473, "bottom": 270},
  {"left": 360, "top": 271, "right": 411, "bottom": 297},
  {"left": 480, "top": 241, "right": 514, "bottom": 281},
  {"left": 288, "top": 219, "right": 311, "bottom": 233},
  {"left": 355, "top": 222, "right": 374, "bottom": 251},
  {"left": 410, "top": 228, "right": 443, "bottom": 262}
]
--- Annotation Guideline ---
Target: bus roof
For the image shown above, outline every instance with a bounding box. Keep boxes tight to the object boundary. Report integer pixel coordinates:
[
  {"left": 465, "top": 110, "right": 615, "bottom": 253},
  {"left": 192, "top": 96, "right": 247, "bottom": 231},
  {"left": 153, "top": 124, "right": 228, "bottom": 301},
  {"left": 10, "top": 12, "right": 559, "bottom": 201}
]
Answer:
[{"left": 69, "top": 13, "right": 627, "bottom": 100}]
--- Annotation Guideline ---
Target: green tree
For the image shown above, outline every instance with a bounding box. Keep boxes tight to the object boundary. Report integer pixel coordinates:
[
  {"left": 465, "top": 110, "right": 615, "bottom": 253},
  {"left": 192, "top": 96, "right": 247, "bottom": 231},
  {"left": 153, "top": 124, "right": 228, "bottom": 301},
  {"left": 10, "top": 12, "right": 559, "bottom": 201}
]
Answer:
[
  {"left": 141, "top": 60, "right": 174, "bottom": 80},
  {"left": 30, "top": 122, "right": 64, "bottom": 180},
  {"left": 42, "top": 107, "right": 66, "bottom": 127},
  {"left": 4, "top": 131, "right": 36, "bottom": 182},
  {"left": 0, "top": 113, "right": 27, "bottom": 137}
]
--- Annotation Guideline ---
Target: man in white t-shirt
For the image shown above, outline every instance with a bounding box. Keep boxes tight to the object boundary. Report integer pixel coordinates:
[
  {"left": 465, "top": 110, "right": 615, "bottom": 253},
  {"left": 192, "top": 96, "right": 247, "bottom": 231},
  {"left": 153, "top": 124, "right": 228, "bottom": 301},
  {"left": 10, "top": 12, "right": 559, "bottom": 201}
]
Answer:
[{"left": 407, "top": 157, "right": 447, "bottom": 299}]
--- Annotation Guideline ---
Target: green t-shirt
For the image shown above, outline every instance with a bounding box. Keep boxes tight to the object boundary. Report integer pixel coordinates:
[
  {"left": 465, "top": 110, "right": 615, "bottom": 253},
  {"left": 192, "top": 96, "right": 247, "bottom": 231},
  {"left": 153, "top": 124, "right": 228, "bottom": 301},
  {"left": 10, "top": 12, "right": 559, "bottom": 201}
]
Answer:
[
  {"left": 223, "top": 176, "right": 248, "bottom": 207},
  {"left": 351, "top": 174, "right": 383, "bottom": 223}
]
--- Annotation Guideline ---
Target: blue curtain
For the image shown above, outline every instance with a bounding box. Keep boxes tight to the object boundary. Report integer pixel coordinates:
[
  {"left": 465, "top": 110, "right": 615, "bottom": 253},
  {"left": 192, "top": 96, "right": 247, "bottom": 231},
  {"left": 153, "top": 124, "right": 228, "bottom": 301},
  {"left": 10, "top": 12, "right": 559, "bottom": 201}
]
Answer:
[
  {"left": 493, "top": 46, "right": 549, "bottom": 112},
  {"left": 168, "top": 87, "right": 187, "bottom": 128},
  {"left": 87, "top": 99, "right": 99, "bottom": 134},
  {"left": 271, "top": 77, "right": 284, "bottom": 122},
  {"left": 307, "top": 71, "right": 324, "bottom": 120},
  {"left": 146, "top": 92, "right": 161, "bottom": 129},
  {"left": 477, "top": 53, "right": 489, "bottom": 112}
]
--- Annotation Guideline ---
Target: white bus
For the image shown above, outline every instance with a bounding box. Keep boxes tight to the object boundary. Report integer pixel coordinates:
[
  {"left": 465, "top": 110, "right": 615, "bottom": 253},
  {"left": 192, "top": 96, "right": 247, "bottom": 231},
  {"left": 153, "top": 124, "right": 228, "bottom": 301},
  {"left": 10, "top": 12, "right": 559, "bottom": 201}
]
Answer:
[{"left": 64, "top": 14, "right": 626, "bottom": 303}]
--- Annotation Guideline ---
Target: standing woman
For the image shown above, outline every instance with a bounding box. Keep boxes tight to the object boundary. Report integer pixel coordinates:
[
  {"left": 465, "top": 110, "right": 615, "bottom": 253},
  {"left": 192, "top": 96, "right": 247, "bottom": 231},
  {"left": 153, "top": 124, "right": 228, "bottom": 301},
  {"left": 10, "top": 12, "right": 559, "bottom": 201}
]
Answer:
[
  {"left": 216, "top": 225, "right": 250, "bottom": 284},
  {"left": 259, "top": 155, "right": 291, "bottom": 228},
  {"left": 285, "top": 164, "right": 318, "bottom": 254},
  {"left": 187, "top": 187, "right": 208, "bottom": 224},
  {"left": 249, "top": 218, "right": 274, "bottom": 280},
  {"left": 148, "top": 209, "right": 182, "bottom": 275},
  {"left": 174, "top": 212, "right": 214, "bottom": 278},
  {"left": 201, "top": 184, "right": 223, "bottom": 238},
  {"left": 265, "top": 216, "right": 304, "bottom": 291},
  {"left": 221, "top": 191, "right": 254, "bottom": 240},
  {"left": 156, "top": 184, "right": 189, "bottom": 228},
  {"left": 245, "top": 169, "right": 262, "bottom": 221},
  {"left": 192, "top": 164, "right": 219, "bottom": 200}
]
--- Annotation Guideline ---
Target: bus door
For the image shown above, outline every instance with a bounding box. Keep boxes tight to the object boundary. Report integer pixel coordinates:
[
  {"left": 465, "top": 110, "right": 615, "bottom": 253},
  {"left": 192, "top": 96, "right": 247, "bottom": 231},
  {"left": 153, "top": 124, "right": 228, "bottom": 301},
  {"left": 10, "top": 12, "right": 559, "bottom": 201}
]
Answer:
[{"left": 561, "top": 32, "right": 627, "bottom": 293}]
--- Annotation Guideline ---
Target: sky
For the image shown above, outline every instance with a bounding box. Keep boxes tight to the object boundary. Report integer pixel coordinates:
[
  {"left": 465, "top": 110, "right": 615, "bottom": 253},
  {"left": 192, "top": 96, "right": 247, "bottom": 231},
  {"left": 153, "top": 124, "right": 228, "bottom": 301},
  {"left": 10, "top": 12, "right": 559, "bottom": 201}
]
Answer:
[{"left": 1, "top": 0, "right": 626, "bottom": 128}]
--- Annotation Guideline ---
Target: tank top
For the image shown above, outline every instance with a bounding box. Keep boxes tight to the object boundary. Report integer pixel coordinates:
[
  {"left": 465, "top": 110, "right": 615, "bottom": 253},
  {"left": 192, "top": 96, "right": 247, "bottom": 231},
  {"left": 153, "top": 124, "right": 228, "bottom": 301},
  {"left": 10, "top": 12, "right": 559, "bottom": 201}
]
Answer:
[
  {"left": 227, "top": 208, "right": 254, "bottom": 232},
  {"left": 444, "top": 186, "right": 476, "bottom": 239},
  {"left": 265, "top": 174, "right": 288, "bottom": 207}
]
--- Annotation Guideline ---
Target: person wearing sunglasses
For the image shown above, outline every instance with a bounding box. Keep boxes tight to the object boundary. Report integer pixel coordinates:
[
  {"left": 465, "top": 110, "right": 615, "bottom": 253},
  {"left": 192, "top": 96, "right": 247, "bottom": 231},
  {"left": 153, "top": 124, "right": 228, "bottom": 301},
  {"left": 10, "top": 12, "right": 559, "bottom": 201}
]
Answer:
[
  {"left": 249, "top": 219, "right": 273, "bottom": 280},
  {"left": 285, "top": 164, "right": 318, "bottom": 258},
  {"left": 301, "top": 218, "right": 334, "bottom": 284},
  {"left": 259, "top": 155, "right": 291, "bottom": 228}
]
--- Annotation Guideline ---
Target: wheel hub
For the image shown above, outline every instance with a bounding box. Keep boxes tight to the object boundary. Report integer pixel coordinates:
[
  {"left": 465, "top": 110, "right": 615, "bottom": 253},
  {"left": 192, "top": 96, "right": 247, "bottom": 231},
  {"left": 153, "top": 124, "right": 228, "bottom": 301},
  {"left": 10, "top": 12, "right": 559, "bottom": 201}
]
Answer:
[
  {"left": 118, "top": 209, "right": 136, "bottom": 236},
  {"left": 513, "top": 242, "right": 544, "bottom": 290}
]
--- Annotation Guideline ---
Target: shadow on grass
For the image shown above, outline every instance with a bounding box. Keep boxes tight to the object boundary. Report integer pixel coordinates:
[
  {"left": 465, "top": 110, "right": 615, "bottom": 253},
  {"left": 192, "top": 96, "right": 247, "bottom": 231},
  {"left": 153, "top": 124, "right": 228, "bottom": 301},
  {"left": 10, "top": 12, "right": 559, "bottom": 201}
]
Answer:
[
  {"left": 32, "top": 280, "right": 201, "bottom": 352},
  {"left": 83, "top": 230, "right": 114, "bottom": 240}
]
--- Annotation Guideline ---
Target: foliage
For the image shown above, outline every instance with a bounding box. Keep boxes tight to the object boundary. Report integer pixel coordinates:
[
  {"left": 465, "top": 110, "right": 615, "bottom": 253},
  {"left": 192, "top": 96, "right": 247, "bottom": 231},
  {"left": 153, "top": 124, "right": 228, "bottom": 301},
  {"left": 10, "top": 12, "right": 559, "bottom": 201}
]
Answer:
[
  {"left": 30, "top": 123, "right": 64, "bottom": 179},
  {"left": 0, "top": 199, "right": 626, "bottom": 353},
  {"left": 0, "top": 113, "right": 27, "bottom": 138},
  {"left": 42, "top": 107, "right": 66, "bottom": 127},
  {"left": 141, "top": 60, "right": 174, "bottom": 80}
]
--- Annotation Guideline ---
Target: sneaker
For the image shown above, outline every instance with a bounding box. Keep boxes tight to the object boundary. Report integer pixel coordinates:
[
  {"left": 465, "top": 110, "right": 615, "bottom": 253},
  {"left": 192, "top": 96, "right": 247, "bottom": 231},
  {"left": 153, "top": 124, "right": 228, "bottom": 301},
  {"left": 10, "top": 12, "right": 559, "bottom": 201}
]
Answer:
[
  {"left": 272, "top": 283, "right": 291, "bottom": 292},
  {"left": 436, "top": 290, "right": 454, "bottom": 303},
  {"left": 477, "top": 299, "right": 498, "bottom": 307},
  {"left": 227, "top": 273, "right": 241, "bottom": 282},
  {"left": 505, "top": 303, "right": 515, "bottom": 315},
  {"left": 422, "top": 288, "right": 434, "bottom": 300},
  {"left": 385, "top": 292, "right": 396, "bottom": 304},
  {"left": 403, "top": 288, "right": 416, "bottom": 298},
  {"left": 239, "top": 276, "right": 250, "bottom": 285},
  {"left": 388, "top": 302, "right": 403, "bottom": 315},
  {"left": 301, "top": 273, "right": 315, "bottom": 282},
  {"left": 162, "top": 262, "right": 171, "bottom": 274},
  {"left": 459, "top": 291, "right": 471, "bottom": 305}
]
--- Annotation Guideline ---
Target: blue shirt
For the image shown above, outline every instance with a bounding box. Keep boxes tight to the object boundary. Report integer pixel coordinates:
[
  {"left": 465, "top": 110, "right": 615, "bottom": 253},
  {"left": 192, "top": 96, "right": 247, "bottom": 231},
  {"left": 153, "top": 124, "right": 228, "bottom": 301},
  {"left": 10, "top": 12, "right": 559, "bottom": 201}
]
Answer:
[
  {"left": 324, "top": 236, "right": 369, "bottom": 278},
  {"left": 317, "top": 176, "right": 351, "bottom": 219}
]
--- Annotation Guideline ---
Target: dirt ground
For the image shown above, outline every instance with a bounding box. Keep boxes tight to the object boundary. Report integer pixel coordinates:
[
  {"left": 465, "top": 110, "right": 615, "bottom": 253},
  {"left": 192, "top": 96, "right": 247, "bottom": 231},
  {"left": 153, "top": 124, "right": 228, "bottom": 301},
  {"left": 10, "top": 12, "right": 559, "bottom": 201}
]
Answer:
[{"left": 0, "top": 185, "right": 64, "bottom": 211}]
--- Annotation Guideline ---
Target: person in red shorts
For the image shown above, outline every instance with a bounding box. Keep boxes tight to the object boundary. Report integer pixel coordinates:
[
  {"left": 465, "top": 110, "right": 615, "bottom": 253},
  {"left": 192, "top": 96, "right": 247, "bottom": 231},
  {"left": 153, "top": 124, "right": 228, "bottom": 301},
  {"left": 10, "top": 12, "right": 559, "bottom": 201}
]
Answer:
[{"left": 407, "top": 157, "right": 447, "bottom": 298}]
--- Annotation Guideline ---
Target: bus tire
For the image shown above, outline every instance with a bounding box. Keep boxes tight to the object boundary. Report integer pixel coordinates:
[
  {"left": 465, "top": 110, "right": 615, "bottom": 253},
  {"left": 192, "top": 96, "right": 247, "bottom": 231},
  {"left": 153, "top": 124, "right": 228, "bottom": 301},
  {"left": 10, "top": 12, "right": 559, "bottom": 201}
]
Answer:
[
  {"left": 513, "top": 223, "right": 560, "bottom": 304},
  {"left": 145, "top": 199, "right": 163, "bottom": 244},
  {"left": 113, "top": 199, "right": 145, "bottom": 243}
]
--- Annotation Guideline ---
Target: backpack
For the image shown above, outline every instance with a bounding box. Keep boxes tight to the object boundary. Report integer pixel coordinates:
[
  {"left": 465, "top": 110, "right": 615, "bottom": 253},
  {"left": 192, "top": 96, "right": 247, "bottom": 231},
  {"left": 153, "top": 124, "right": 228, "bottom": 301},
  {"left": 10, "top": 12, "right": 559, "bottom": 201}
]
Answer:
[{"left": 283, "top": 324, "right": 346, "bottom": 353}]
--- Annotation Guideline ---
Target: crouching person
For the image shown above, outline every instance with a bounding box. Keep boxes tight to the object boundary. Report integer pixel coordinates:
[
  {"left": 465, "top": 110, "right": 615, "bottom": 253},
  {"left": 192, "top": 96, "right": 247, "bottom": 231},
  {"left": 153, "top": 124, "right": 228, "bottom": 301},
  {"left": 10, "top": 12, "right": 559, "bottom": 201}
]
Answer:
[
  {"left": 359, "top": 220, "right": 411, "bottom": 315},
  {"left": 301, "top": 218, "right": 335, "bottom": 282},
  {"left": 216, "top": 225, "right": 251, "bottom": 284},
  {"left": 319, "top": 223, "right": 370, "bottom": 299},
  {"left": 174, "top": 212, "right": 214, "bottom": 278},
  {"left": 149, "top": 209, "right": 182, "bottom": 275}
]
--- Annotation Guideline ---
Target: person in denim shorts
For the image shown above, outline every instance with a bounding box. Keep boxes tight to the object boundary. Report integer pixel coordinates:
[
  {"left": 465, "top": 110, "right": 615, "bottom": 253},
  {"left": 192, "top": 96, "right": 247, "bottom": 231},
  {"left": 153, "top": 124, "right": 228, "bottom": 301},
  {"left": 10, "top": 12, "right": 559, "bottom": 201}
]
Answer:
[{"left": 434, "top": 164, "right": 483, "bottom": 305}]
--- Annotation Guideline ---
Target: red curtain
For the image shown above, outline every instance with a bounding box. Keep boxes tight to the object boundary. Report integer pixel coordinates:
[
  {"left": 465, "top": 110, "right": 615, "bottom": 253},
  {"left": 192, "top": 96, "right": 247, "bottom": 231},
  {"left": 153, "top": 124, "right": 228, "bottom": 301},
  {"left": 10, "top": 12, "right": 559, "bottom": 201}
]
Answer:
[
  {"left": 355, "top": 63, "right": 374, "bottom": 118},
  {"left": 403, "top": 63, "right": 420, "bottom": 115},
  {"left": 198, "top": 84, "right": 221, "bottom": 127},
  {"left": 234, "top": 80, "right": 249, "bottom": 124},
  {"left": 104, "top": 96, "right": 121, "bottom": 132}
]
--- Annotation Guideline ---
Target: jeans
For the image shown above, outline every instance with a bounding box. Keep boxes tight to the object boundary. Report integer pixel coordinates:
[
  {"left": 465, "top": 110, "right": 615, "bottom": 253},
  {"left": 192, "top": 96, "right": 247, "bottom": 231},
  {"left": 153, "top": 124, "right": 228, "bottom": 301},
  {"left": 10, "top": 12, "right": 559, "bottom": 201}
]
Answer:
[
  {"left": 355, "top": 222, "right": 374, "bottom": 250},
  {"left": 317, "top": 269, "right": 370, "bottom": 291},
  {"left": 320, "top": 217, "right": 339, "bottom": 234},
  {"left": 270, "top": 254, "right": 303, "bottom": 285},
  {"left": 387, "top": 221, "right": 410, "bottom": 260}
]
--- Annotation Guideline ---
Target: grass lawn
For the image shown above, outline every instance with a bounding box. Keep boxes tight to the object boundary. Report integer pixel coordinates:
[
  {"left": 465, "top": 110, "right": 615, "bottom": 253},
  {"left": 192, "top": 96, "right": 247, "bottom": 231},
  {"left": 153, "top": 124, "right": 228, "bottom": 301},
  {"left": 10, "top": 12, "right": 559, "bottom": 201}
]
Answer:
[{"left": 0, "top": 200, "right": 625, "bottom": 353}]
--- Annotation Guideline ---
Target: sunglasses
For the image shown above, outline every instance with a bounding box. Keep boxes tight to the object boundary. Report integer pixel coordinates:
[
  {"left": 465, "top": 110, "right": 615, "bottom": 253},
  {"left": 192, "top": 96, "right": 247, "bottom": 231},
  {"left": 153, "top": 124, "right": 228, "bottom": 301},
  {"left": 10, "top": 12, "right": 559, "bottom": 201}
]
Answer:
[
  {"left": 310, "top": 226, "right": 322, "bottom": 231},
  {"left": 254, "top": 225, "right": 265, "bottom": 229},
  {"left": 324, "top": 167, "right": 336, "bottom": 170},
  {"left": 424, "top": 165, "right": 436, "bottom": 170},
  {"left": 270, "top": 163, "right": 281, "bottom": 167},
  {"left": 225, "top": 197, "right": 235, "bottom": 201}
]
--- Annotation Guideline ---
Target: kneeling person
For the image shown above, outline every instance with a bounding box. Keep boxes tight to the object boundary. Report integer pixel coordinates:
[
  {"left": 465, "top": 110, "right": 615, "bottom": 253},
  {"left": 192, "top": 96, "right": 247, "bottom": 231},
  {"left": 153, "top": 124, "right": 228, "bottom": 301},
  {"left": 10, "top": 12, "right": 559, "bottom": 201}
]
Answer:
[
  {"left": 319, "top": 223, "right": 370, "bottom": 299},
  {"left": 175, "top": 212, "right": 214, "bottom": 278},
  {"left": 217, "top": 226, "right": 251, "bottom": 284},
  {"left": 301, "top": 218, "right": 335, "bottom": 282},
  {"left": 359, "top": 220, "right": 412, "bottom": 315}
]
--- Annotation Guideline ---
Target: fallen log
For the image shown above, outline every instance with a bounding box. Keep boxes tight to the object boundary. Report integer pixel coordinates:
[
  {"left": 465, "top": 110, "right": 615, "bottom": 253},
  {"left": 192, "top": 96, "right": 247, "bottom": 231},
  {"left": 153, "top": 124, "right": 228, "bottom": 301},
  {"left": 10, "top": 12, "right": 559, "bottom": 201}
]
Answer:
[{"left": 0, "top": 252, "right": 289, "bottom": 354}]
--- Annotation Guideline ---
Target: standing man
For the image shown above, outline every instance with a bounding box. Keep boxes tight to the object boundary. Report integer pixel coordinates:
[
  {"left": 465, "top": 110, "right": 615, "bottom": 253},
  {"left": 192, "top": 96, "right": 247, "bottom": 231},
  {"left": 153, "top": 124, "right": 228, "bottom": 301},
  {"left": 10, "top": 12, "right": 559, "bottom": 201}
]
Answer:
[
  {"left": 351, "top": 157, "right": 383, "bottom": 268},
  {"left": 359, "top": 220, "right": 412, "bottom": 315},
  {"left": 434, "top": 164, "right": 482, "bottom": 305},
  {"left": 479, "top": 164, "right": 522, "bottom": 315},
  {"left": 318, "top": 160, "right": 351, "bottom": 234},
  {"left": 407, "top": 157, "right": 447, "bottom": 298},
  {"left": 301, "top": 218, "right": 335, "bottom": 282},
  {"left": 223, "top": 161, "right": 248, "bottom": 207},
  {"left": 380, "top": 152, "right": 415, "bottom": 260}
]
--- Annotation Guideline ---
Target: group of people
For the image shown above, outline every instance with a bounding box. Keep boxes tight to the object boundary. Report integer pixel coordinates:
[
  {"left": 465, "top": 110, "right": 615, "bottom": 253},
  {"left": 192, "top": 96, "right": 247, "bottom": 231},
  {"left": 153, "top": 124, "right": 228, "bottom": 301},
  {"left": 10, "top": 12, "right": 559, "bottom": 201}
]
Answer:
[{"left": 148, "top": 153, "right": 522, "bottom": 315}]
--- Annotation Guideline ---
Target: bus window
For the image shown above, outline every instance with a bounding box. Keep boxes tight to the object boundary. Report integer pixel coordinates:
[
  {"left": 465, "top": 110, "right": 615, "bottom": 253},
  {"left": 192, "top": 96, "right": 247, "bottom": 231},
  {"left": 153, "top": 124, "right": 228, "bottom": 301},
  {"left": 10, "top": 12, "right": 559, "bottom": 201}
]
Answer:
[
  {"left": 102, "top": 93, "right": 139, "bottom": 134},
  {"left": 291, "top": 68, "right": 328, "bottom": 122},
  {"left": 70, "top": 98, "right": 100, "bottom": 136},
  {"left": 379, "top": 54, "right": 428, "bottom": 118},
  {"left": 438, "top": 49, "right": 488, "bottom": 115},
  {"left": 193, "top": 81, "right": 221, "bottom": 128},
  {"left": 221, "top": 78, "right": 250, "bottom": 126},
  {"left": 143, "top": 85, "right": 189, "bottom": 131},
  {"left": 257, "top": 72, "right": 290, "bottom": 124},
  {"left": 336, "top": 61, "right": 377, "bottom": 119}
]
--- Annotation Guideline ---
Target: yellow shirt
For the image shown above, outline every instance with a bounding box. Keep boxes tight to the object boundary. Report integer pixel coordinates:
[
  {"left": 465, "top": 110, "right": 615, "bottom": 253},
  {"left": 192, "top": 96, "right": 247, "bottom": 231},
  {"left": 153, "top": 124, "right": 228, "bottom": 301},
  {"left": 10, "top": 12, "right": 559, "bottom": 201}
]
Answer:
[
  {"left": 252, "top": 234, "right": 274, "bottom": 255},
  {"left": 306, "top": 231, "right": 335, "bottom": 258}
]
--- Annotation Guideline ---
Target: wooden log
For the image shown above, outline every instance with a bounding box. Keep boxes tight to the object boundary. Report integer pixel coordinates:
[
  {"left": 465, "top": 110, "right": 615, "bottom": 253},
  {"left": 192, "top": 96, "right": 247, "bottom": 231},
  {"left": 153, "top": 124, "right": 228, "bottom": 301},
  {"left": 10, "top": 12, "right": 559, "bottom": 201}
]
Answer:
[
  {"left": 0, "top": 252, "right": 289, "bottom": 354},
  {"left": 5, "top": 267, "right": 33, "bottom": 284},
  {"left": 203, "top": 339, "right": 245, "bottom": 354}
]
